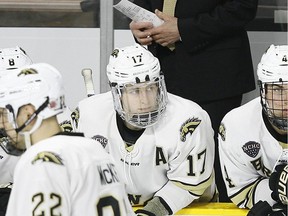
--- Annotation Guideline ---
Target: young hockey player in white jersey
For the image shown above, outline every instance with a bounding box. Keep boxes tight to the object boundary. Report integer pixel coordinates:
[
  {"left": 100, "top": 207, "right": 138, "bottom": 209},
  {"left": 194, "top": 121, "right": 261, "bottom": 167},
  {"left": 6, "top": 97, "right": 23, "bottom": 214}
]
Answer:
[
  {"left": 72, "top": 44, "right": 216, "bottom": 215},
  {"left": 218, "top": 45, "right": 288, "bottom": 216},
  {"left": 0, "top": 63, "right": 134, "bottom": 216},
  {"left": 0, "top": 46, "right": 33, "bottom": 216}
]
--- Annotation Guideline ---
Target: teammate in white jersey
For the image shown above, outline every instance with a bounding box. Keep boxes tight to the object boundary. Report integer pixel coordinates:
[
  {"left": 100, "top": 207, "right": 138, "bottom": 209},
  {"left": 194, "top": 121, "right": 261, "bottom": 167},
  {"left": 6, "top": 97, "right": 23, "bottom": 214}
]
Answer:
[
  {"left": 0, "top": 63, "right": 134, "bottom": 216},
  {"left": 218, "top": 45, "right": 288, "bottom": 216},
  {"left": 72, "top": 44, "right": 216, "bottom": 215},
  {"left": 0, "top": 46, "right": 33, "bottom": 216}
]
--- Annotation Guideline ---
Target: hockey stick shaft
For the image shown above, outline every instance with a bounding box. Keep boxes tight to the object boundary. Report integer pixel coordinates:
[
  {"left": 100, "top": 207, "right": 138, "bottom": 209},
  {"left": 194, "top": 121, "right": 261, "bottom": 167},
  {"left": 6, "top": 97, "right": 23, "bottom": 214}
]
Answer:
[{"left": 81, "top": 68, "right": 95, "bottom": 97}]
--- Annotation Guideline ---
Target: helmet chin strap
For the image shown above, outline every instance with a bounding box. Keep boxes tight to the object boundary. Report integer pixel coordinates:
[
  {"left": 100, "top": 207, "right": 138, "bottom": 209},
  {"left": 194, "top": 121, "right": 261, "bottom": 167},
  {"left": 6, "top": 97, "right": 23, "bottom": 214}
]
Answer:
[
  {"left": 15, "top": 97, "right": 49, "bottom": 133},
  {"left": 20, "top": 116, "right": 43, "bottom": 149},
  {"left": 14, "top": 97, "right": 49, "bottom": 149}
]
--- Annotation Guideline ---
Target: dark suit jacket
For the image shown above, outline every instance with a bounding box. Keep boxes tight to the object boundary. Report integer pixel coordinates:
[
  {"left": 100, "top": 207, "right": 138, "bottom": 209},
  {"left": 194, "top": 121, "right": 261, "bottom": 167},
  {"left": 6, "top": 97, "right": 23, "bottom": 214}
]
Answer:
[{"left": 133, "top": 0, "right": 258, "bottom": 102}]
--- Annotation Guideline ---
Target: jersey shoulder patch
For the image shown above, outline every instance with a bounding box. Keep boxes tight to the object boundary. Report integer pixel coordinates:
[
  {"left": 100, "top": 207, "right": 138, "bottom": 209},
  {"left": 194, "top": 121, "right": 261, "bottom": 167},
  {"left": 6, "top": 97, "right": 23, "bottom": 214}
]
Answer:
[
  {"left": 31, "top": 151, "right": 64, "bottom": 165},
  {"left": 180, "top": 117, "right": 201, "bottom": 142}
]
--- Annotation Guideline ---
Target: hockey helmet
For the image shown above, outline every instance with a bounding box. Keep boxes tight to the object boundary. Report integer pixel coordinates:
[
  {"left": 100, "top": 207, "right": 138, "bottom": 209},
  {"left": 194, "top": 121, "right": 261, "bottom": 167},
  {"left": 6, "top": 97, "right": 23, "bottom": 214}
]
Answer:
[
  {"left": 106, "top": 44, "right": 168, "bottom": 128},
  {"left": 257, "top": 44, "right": 288, "bottom": 132},
  {"left": 0, "top": 63, "right": 66, "bottom": 155}
]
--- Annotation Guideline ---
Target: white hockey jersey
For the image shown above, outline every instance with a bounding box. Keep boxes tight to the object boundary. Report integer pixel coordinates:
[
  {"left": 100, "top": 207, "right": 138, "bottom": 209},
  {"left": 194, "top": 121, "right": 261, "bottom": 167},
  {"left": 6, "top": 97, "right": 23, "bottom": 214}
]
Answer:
[
  {"left": 218, "top": 97, "right": 287, "bottom": 209},
  {"left": 0, "top": 109, "right": 74, "bottom": 186},
  {"left": 74, "top": 92, "right": 216, "bottom": 214},
  {"left": 6, "top": 133, "right": 135, "bottom": 216}
]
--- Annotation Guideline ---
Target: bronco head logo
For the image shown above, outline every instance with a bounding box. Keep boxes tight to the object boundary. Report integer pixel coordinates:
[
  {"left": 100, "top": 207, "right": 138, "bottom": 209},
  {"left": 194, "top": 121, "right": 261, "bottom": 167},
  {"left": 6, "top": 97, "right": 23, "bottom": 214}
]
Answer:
[
  {"left": 111, "top": 49, "right": 119, "bottom": 58},
  {"left": 32, "top": 151, "right": 64, "bottom": 165},
  {"left": 17, "top": 68, "right": 38, "bottom": 76},
  {"left": 180, "top": 117, "right": 201, "bottom": 142},
  {"left": 59, "top": 120, "right": 73, "bottom": 132}
]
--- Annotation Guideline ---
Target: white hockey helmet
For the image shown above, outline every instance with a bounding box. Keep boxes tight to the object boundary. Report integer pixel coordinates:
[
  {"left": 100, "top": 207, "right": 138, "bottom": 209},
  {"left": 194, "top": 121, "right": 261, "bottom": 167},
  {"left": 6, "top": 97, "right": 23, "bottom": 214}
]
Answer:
[
  {"left": 0, "top": 63, "right": 66, "bottom": 155},
  {"left": 257, "top": 44, "right": 288, "bottom": 131},
  {"left": 0, "top": 46, "right": 32, "bottom": 73},
  {"left": 106, "top": 44, "right": 168, "bottom": 128}
]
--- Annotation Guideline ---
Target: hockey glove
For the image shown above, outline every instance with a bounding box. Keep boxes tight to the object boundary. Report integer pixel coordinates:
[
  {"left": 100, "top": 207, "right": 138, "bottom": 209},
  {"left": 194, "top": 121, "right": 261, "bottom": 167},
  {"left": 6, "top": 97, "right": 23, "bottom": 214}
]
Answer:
[
  {"left": 135, "top": 209, "right": 156, "bottom": 216},
  {"left": 247, "top": 201, "right": 287, "bottom": 216},
  {"left": 269, "top": 164, "right": 288, "bottom": 205},
  {"left": 135, "top": 197, "right": 170, "bottom": 216},
  {"left": 269, "top": 202, "right": 287, "bottom": 216},
  {"left": 247, "top": 200, "right": 272, "bottom": 216}
]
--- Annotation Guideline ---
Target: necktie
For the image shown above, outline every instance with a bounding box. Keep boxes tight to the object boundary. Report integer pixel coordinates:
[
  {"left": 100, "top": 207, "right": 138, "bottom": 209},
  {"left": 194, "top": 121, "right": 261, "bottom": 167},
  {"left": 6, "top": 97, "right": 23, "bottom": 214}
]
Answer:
[{"left": 162, "top": 0, "right": 177, "bottom": 51}]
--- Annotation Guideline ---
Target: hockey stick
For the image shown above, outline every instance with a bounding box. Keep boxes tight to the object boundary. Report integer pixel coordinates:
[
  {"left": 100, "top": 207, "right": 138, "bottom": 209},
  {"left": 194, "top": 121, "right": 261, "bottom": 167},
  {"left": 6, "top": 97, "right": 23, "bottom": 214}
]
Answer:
[
  {"left": 81, "top": 68, "right": 95, "bottom": 97},
  {"left": 62, "top": 68, "right": 95, "bottom": 131}
]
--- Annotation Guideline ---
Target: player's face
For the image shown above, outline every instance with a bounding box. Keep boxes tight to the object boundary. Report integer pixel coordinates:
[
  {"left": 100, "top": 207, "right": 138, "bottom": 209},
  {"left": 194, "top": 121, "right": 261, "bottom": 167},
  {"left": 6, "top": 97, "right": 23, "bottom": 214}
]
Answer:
[
  {"left": 121, "top": 82, "right": 159, "bottom": 114},
  {"left": 0, "top": 107, "right": 26, "bottom": 150},
  {"left": 265, "top": 83, "right": 288, "bottom": 119}
]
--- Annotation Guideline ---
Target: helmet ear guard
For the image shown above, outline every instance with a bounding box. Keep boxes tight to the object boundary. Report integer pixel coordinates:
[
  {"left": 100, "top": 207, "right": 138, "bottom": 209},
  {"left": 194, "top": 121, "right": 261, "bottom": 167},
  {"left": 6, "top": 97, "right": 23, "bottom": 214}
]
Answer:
[
  {"left": 106, "top": 44, "right": 168, "bottom": 128},
  {"left": 257, "top": 44, "right": 288, "bottom": 132}
]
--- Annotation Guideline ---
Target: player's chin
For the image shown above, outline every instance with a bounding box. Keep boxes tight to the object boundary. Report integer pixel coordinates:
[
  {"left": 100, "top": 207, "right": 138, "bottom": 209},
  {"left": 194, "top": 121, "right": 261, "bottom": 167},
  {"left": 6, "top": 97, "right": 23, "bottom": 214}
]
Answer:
[
  {"left": 276, "top": 112, "right": 288, "bottom": 118},
  {"left": 138, "top": 107, "right": 155, "bottom": 113}
]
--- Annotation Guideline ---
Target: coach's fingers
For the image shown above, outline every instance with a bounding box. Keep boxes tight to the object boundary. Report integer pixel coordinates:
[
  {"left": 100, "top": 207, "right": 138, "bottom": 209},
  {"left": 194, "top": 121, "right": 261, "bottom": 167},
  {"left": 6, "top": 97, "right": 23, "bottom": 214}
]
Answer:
[
  {"left": 136, "top": 35, "right": 153, "bottom": 46},
  {"left": 130, "top": 21, "right": 153, "bottom": 45},
  {"left": 129, "top": 21, "right": 153, "bottom": 32}
]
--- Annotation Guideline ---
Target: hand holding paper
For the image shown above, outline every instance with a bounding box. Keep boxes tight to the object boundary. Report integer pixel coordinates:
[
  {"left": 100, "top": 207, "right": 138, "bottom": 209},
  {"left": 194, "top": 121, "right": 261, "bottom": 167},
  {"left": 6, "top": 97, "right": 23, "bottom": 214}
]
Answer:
[{"left": 113, "top": 0, "right": 164, "bottom": 27}]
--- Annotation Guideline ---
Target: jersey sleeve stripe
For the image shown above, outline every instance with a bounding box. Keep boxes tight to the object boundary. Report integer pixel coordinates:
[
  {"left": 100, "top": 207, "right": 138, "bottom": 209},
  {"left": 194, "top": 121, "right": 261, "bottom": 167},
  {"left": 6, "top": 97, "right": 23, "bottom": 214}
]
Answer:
[
  {"left": 230, "top": 176, "right": 265, "bottom": 209},
  {"left": 171, "top": 174, "right": 214, "bottom": 197}
]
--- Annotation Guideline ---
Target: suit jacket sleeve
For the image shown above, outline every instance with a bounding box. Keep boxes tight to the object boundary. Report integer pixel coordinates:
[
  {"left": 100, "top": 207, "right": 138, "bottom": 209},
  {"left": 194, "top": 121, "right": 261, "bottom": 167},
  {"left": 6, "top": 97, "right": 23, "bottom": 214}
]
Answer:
[
  {"left": 133, "top": 0, "right": 258, "bottom": 52},
  {"left": 178, "top": 0, "right": 258, "bottom": 52}
]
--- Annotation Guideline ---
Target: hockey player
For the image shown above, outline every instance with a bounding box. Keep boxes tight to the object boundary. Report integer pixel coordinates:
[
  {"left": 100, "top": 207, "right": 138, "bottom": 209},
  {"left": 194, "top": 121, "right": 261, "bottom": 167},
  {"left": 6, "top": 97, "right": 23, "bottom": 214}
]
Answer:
[
  {"left": 72, "top": 44, "right": 216, "bottom": 215},
  {"left": 218, "top": 45, "right": 288, "bottom": 215},
  {"left": 0, "top": 63, "right": 134, "bottom": 216},
  {"left": 0, "top": 46, "right": 32, "bottom": 216}
]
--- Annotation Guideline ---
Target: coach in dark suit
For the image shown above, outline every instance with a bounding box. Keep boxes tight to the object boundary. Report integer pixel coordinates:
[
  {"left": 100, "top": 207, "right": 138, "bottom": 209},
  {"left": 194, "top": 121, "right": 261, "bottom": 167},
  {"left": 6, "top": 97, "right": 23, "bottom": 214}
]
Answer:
[{"left": 130, "top": 0, "right": 258, "bottom": 202}]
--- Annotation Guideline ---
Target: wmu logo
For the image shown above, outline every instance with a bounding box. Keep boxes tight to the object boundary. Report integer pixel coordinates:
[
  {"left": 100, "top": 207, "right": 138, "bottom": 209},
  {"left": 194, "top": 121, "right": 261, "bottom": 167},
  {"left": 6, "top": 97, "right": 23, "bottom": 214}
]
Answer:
[
  {"left": 111, "top": 49, "right": 119, "bottom": 58},
  {"left": 219, "top": 123, "right": 226, "bottom": 141},
  {"left": 17, "top": 68, "right": 38, "bottom": 76},
  {"left": 242, "top": 141, "right": 261, "bottom": 158},
  {"left": 180, "top": 117, "right": 201, "bottom": 142},
  {"left": 59, "top": 120, "right": 73, "bottom": 132},
  {"left": 92, "top": 135, "right": 108, "bottom": 148},
  {"left": 32, "top": 151, "right": 64, "bottom": 165}
]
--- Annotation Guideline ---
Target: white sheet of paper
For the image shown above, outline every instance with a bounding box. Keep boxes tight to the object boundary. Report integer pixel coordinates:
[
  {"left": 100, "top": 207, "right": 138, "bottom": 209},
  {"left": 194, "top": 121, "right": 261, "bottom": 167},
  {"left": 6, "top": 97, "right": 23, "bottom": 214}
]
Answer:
[{"left": 113, "top": 0, "right": 164, "bottom": 27}]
